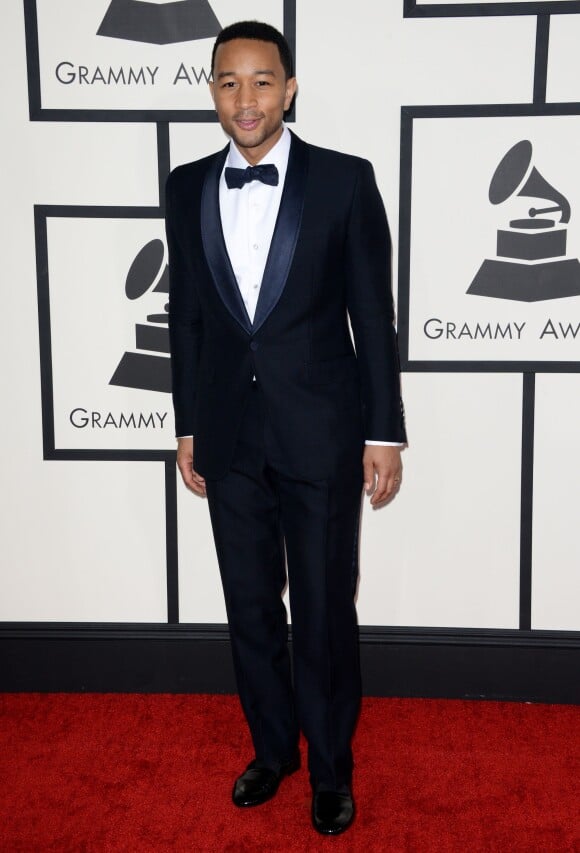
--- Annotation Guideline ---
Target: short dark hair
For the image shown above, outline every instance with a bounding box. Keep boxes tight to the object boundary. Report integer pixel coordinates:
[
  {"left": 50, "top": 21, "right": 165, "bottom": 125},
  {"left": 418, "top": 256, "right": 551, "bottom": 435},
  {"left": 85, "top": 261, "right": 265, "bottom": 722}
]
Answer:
[{"left": 211, "top": 21, "right": 294, "bottom": 80}]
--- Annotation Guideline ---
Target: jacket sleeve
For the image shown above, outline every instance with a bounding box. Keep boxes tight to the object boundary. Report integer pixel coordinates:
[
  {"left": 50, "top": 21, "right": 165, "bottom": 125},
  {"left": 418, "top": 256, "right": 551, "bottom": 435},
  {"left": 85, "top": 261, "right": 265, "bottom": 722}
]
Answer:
[
  {"left": 344, "top": 159, "right": 406, "bottom": 443},
  {"left": 165, "top": 169, "right": 202, "bottom": 438}
]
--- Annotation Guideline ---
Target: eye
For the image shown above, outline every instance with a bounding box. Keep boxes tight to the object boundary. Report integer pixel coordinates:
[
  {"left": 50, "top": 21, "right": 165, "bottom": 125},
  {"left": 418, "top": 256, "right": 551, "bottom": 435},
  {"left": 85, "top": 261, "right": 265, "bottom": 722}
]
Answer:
[{"left": 256, "top": 80, "right": 271, "bottom": 87}]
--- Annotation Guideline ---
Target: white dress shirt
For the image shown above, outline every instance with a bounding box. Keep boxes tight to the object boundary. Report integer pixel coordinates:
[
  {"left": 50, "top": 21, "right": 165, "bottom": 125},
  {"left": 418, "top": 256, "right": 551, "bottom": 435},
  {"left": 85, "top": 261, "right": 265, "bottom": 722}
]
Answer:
[
  {"left": 220, "top": 126, "right": 291, "bottom": 323},
  {"left": 180, "top": 126, "right": 402, "bottom": 447}
]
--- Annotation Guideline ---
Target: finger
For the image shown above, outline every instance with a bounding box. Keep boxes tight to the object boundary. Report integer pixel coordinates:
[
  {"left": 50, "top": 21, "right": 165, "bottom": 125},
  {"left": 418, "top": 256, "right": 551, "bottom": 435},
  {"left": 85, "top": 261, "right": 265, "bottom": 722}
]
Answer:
[
  {"left": 183, "top": 469, "right": 206, "bottom": 497},
  {"left": 191, "top": 470, "right": 207, "bottom": 496},
  {"left": 191, "top": 465, "right": 206, "bottom": 497},
  {"left": 371, "top": 473, "right": 389, "bottom": 504},
  {"left": 190, "top": 482, "right": 207, "bottom": 497},
  {"left": 363, "top": 459, "right": 375, "bottom": 494},
  {"left": 177, "top": 462, "right": 195, "bottom": 489}
]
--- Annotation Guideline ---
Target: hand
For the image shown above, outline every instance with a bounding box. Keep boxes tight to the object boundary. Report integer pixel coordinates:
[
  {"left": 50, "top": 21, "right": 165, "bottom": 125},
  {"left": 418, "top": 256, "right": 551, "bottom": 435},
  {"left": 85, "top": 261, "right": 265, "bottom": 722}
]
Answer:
[
  {"left": 176, "top": 437, "right": 206, "bottom": 497},
  {"left": 363, "top": 446, "right": 402, "bottom": 508}
]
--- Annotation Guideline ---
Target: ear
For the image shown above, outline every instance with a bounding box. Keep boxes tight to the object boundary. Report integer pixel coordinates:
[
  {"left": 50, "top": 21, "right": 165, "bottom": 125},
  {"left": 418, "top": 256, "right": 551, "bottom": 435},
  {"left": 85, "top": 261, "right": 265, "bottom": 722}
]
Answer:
[
  {"left": 284, "top": 77, "right": 297, "bottom": 111},
  {"left": 209, "top": 80, "right": 215, "bottom": 105}
]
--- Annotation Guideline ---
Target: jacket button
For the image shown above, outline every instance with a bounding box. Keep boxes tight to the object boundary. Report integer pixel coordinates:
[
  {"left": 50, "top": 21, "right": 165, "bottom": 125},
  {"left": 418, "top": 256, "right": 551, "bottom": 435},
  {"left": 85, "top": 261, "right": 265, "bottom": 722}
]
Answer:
[{"left": 250, "top": 341, "right": 259, "bottom": 351}]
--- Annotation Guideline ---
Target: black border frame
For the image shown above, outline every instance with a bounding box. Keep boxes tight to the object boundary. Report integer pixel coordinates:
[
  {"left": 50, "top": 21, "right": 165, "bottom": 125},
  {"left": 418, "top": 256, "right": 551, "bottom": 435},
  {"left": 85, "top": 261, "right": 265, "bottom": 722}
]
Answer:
[
  {"left": 35, "top": 203, "right": 176, "bottom": 463},
  {"left": 404, "top": 0, "right": 580, "bottom": 16},
  {"left": 23, "top": 0, "right": 296, "bottom": 123},
  {"left": 398, "top": 103, "right": 580, "bottom": 374}
]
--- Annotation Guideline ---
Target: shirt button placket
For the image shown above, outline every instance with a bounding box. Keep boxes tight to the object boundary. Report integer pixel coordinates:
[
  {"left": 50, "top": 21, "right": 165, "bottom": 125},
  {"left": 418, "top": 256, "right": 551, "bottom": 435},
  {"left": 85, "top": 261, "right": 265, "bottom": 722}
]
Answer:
[{"left": 249, "top": 184, "right": 260, "bottom": 315}]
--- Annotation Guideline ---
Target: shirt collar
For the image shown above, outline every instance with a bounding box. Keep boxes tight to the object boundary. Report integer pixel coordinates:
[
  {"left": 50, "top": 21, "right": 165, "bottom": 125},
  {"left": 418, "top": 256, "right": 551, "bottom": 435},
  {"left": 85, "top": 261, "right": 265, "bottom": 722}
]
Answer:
[{"left": 225, "top": 125, "right": 291, "bottom": 179}]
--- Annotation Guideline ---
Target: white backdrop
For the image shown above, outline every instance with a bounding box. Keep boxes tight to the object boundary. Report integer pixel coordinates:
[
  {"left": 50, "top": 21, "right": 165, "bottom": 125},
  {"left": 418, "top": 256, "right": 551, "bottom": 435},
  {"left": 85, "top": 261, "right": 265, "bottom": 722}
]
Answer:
[{"left": 0, "top": 0, "right": 578, "bottom": 633}]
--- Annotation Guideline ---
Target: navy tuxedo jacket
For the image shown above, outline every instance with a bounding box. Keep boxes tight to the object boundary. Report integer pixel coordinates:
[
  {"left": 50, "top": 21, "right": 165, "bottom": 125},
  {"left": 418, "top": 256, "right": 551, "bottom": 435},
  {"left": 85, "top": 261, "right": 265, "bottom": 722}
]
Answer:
[{"left": 166, "top": 132, "right": 406, "bottom": 481}]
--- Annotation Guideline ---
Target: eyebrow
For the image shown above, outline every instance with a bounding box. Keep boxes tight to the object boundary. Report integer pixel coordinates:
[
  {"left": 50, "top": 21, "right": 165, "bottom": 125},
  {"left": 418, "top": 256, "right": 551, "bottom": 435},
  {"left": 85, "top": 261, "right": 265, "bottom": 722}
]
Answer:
[{"left": 216, "top": 69, "right": 276, "bottom": 79}]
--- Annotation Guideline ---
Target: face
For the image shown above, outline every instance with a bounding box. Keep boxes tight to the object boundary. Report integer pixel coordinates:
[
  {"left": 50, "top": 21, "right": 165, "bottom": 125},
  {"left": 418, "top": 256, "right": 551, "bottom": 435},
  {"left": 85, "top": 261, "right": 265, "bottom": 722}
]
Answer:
[{"left": 210, "top": 38, "right": 297, "bottom": 165}]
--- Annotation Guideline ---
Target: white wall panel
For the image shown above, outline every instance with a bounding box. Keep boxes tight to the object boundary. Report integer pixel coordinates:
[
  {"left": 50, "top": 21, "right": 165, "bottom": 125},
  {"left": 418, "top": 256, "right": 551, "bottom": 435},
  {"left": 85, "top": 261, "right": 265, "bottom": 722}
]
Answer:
[
  {"left": 169, "top": 123, "right": 230, "bottom": 172},
  {"left": 0, "top": 460, "right": 167, "bottom": 621},
  {"left": 418, "top": 0, "right": 575, "bottom": 5},
  {"left": 532, "top": 374, "right": 580, "bottom": 630},
  {"left": 5, "top": 121, "right": 159, "bottom": 207},
  {"left": 546, "top": 13, "right": 580, "bottom": 103},
  {"left": 357, "top": 373, "right": 522, "bottom": 628}
]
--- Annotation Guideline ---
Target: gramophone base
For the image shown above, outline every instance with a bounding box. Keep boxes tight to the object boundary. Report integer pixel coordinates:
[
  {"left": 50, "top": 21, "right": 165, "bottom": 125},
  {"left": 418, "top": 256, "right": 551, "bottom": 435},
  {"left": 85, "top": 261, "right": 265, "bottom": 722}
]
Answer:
[
  {"left": 110, "top": 352, "right": 171, "bottom": 393},
  {"left": 97, "top": 0, "right": 221, "bottom": 45},
  {"left": 497, "top": 227, "right": 566, "bottom": 261},
  {"left": 467, "top": 258, "right": 580, "bottom": 302}
]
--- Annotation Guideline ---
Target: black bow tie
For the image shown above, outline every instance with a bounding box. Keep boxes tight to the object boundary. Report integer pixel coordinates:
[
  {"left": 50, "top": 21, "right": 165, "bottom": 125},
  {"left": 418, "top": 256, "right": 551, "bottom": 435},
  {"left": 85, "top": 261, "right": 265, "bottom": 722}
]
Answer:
[{"left": 225, "top": 163, "right": 279, "bottom": 189}]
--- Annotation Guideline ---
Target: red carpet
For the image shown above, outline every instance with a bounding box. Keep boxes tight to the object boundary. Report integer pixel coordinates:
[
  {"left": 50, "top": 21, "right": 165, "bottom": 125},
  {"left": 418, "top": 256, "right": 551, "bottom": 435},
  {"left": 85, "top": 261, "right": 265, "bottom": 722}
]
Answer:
[{"left": 0, "top": 694, "right": 578, "bottom": 852}]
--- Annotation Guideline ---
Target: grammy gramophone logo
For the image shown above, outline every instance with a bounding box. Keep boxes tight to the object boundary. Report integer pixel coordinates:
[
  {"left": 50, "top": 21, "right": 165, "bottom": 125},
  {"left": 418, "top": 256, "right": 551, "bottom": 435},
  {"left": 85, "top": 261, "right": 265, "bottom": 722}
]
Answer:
[
  {"left": 110, "top": 238, "right": 171, "bottom": 394},
  {"left": 98, "top": 0, "right": 221, "bottom": 45},
  {"left": 468, "top": 140, "right": 580, "bottom": 302}
]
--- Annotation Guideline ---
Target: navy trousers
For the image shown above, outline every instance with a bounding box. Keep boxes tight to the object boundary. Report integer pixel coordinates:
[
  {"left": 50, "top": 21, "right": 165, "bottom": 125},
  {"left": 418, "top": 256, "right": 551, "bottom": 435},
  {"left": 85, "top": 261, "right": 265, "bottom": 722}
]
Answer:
[{"left": 205, "top": 382, "right": 363, "bottom": 791}]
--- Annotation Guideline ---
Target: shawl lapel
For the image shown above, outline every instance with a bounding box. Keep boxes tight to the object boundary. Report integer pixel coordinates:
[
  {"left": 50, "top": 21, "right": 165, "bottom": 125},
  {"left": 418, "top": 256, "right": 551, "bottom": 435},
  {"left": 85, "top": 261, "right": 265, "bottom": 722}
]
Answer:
[
  {"left": 252, "top": 132, "right": 308, "bottom": 334},
  {"left": 200, "top": 144, "right": 252, "bottom": 334}
]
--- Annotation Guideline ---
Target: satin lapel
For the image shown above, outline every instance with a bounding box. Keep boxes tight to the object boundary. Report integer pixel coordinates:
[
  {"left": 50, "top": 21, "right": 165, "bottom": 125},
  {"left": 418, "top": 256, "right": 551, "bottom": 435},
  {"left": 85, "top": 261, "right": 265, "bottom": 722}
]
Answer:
[
  {"left": 201, "top": 146, "right": 253, "bottom": 334},
  {"left": 252, "top": 133, "right": 309, "bottom": 334}
]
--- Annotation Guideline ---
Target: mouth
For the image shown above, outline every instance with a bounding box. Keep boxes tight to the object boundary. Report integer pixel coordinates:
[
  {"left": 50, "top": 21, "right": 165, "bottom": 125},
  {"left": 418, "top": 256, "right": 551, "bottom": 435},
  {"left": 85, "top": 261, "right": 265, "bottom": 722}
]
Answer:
[{"left": 234, "top": 116, "right": 263, "bottom": 131}]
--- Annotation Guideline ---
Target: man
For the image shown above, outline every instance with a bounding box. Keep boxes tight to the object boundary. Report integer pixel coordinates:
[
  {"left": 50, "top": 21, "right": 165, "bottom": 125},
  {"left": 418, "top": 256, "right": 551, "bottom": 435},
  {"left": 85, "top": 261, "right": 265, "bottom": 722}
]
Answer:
[{"left": 166, "top": 21, "right": 406, "bottom": 836}]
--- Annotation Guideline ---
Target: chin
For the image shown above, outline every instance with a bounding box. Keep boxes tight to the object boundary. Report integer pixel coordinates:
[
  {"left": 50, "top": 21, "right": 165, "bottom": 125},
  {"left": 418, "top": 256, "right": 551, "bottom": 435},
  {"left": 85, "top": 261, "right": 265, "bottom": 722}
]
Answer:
[{"left": 232, "top": 131, "right": 265, "bottom": 150}]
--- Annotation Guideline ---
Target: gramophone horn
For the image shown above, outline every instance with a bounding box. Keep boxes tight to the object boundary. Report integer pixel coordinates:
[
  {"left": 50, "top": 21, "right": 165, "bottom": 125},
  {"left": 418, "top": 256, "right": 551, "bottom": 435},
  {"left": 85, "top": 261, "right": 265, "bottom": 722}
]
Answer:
[
  {"left": 489, "top": 139, "right": 570, "bottom": 224},
  {"left": 518, "top": 167, "right": 571, "bottom": 224},
  {"left": 489, "top": 140, "right": 532, "bottom": 204}
]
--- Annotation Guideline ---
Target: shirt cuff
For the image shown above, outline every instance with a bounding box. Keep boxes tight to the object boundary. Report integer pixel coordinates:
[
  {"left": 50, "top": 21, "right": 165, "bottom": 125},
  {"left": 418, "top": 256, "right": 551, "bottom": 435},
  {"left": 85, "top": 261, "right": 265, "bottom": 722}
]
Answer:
[{"left": 177, "top": 435, "right": 193, "bottom": 439}]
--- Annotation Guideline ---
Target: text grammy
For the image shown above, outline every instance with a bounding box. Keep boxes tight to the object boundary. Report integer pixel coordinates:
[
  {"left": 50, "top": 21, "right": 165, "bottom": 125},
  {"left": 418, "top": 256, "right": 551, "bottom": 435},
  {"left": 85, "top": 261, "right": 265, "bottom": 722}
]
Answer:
[{"left": 69, "top": 408, "right": 168, "bottom": 430}]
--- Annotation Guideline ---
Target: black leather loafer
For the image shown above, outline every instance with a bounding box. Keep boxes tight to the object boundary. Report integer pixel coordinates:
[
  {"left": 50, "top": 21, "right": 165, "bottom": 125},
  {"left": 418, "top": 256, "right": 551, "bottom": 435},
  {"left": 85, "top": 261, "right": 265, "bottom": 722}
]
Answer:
[
  {"left": 232, "top": 755, "right": 300, "bottom": 807},
  {"left": 312, "top": 790, "right": 355, "bottom": 835}
]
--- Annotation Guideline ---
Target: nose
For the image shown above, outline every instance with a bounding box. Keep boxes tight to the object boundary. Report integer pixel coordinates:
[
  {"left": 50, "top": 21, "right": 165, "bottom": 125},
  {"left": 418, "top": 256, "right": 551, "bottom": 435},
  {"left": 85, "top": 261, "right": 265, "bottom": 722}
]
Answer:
[{"left": 236, "top": 81, "right": 257, "bottom": 110}]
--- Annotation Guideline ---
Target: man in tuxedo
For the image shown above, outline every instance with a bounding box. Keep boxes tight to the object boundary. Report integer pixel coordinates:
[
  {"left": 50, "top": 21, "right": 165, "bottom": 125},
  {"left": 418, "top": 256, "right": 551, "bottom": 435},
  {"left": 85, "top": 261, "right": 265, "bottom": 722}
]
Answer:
[{"left": 166, "top": 20, "right": 406, "bottom": 835}]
